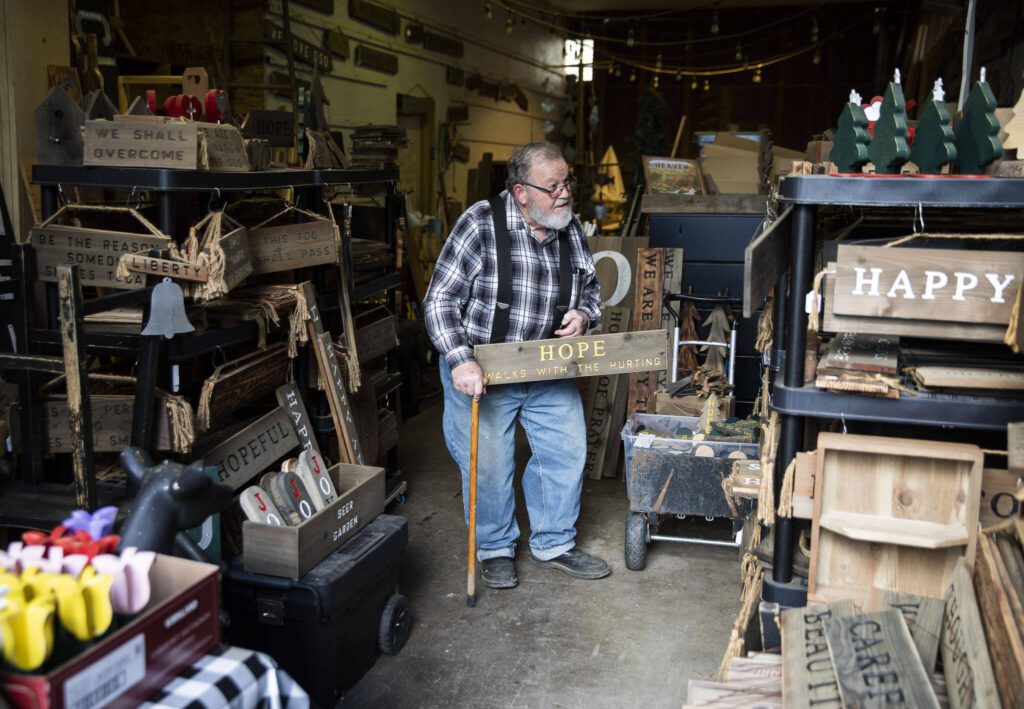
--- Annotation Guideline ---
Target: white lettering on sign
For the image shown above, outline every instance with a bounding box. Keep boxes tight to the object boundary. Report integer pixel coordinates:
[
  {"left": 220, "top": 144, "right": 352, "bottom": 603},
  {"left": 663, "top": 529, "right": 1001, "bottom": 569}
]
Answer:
[
  {"left": 852, "top": 266, "right": 1017, "bottom": 303},
  {"left": 64, "top": 634, "right": 145, "bottom": 709},
  {"left": 333, "top": 515, "right": 359, "bottom": 541},
  {"left": 592, "top": 250, "right": 631, "bottom": 306}
]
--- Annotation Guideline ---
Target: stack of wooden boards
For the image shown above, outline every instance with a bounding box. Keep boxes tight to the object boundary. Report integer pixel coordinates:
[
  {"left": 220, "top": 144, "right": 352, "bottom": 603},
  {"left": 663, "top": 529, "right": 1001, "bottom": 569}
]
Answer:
[
  {"left": 699, "top": 133, "right": 803, "bottom": 195},
  {"left": 350, "top": 125, "right": 408, "bottom": 169}
]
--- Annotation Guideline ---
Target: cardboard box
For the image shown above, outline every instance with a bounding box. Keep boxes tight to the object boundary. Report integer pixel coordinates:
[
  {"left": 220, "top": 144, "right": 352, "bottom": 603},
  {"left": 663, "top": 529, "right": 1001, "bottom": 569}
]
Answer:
[
  {"left": 243, "top": 464, "right": 385, "bottom": 579},
  {"left": 1, "top": 555, "right": 220, "bottom": 709}
]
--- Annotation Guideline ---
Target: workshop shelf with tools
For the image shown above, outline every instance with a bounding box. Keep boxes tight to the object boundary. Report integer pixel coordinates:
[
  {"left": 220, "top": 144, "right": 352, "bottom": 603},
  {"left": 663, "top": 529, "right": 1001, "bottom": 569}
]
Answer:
[{"left": 2, "top": 1, "right": 1024, "bottom": 708}]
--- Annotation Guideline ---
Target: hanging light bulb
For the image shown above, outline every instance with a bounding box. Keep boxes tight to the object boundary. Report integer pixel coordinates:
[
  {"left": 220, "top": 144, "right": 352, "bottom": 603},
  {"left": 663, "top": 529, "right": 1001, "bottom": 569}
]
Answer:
[
  {"left": 629, "top": 68, "right": 637, "bottom": 82},
  {"left": 812, "top": 48, "right": 821, "bottom": 66},
  {"left": 703, "top": 78, "right": 710, "bottom": 92},
  {"left": 711, "top": 7, "right": 720, "bottom": 35},
  {"left": 811, "top": 18, "right": 819, "bottom": 43},
  {"left": 506, "top": 16, "right": 513, "bottom": 34},
  {"left": 752, "top": 68, "right": 762, "bottom": 84},
  {"left": 614, "top": 66, "right": 622, "bottom": 77},
  {"left": 653, "top": 75, "right": 660, "bottom": 89},
  {"left": 690, "top": 77, "right": 698, "bottom": 90},
  {"left": 484, "top": 2, "right": 492, "bottom": 20},
  {"left": 872, "top": 7, "right": 881, "bottom": 35},
  {"left": 627, "top": 26, "right": 636, "bottom": 48},
  {"left": 735, "top": 43, "right": 743, "bottom": 62},
  {"left": 675, "top": 70, "right": 682, "bottom": 82},
  {"left": 655, "top": 52, "right": 663, "bottom": 73}
]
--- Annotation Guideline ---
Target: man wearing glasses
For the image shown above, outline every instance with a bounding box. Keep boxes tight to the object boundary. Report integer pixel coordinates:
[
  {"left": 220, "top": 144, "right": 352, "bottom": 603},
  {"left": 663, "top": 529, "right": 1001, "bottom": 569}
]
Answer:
[{"left": 424, "top": 141, "right": 610, "bottom": 590}]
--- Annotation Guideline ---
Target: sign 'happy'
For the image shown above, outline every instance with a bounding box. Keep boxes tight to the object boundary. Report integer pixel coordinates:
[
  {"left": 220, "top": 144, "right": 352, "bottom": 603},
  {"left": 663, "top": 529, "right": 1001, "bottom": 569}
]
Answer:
[{"left": 833, "top": 244, "right": 1023, "bottom": 325}]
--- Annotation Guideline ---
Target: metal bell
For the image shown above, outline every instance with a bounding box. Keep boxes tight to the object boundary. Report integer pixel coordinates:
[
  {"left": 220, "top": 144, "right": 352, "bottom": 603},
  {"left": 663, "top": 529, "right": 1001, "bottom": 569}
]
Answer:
[{"left": 141, "top": 277, "right": 195, "bottom": 339}]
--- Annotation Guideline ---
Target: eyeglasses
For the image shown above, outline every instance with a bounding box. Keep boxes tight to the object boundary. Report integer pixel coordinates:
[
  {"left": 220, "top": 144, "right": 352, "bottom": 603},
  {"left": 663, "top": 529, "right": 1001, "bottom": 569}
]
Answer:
[{"left": 521, "top": 175, "right": 576, "bottom": 198}]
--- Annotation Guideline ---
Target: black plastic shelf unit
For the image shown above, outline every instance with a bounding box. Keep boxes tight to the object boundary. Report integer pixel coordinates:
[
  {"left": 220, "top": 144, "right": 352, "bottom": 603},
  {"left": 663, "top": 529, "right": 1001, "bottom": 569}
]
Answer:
[
  {"left": 780, "top": 175, "right": 1024, "bottom": 208},
  {"left": 31, "top": 165, "right": 400, "bottom": 191}
]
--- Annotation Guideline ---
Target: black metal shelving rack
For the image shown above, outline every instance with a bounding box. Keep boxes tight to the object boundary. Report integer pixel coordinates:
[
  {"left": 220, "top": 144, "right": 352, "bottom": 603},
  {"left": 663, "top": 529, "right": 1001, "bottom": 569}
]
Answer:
[
  {"left": 4, "top": 165, "right": 404, "bottom": 525},
  {"left": 765, "top": 174, "right": 1024, "bottom": 606}
]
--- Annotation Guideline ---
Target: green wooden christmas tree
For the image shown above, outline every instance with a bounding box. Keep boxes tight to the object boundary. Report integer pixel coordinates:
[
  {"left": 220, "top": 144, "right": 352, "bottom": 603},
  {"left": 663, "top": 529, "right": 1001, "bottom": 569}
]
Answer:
[
  {"left": 829, "top": 90, "right": 871, "bottom": 172},
  {"left": 954, "top": 69, "right": 1003, "bottom": 174},
  {"left": 910, "top": 78, "right": 957, "bottom": 174},
  {"left": 867, "top": 73, "right": 911, "bottom": 174}
]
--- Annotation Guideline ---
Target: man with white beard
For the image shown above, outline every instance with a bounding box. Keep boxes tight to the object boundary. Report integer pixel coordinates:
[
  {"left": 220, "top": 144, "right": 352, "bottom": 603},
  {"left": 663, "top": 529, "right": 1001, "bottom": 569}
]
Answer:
[{"left": 424, "top": 142, "right": 609, "bottom": 590}]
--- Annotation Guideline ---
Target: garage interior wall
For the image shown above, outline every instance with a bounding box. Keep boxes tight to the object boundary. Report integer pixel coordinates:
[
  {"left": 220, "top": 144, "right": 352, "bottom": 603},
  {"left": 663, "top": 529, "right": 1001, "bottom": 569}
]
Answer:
[
  {"left": 262, "top": 0, "right": 568, "bottom": 216},
  {"left": 0, "top": 0, "right": 70, "bottom": 235}
]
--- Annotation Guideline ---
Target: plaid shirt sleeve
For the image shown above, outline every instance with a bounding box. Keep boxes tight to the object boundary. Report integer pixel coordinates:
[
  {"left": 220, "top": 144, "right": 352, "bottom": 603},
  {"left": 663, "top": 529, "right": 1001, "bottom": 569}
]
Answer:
[{"left": 423, "top": 209, "right": 484, "bottom": 369}]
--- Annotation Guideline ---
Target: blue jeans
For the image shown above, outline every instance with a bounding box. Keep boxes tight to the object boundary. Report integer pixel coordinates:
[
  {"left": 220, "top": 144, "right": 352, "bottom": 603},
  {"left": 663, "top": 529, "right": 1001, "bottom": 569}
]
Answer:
[{"left": 440, "top": 358, "right": 586, "bottom": 561}]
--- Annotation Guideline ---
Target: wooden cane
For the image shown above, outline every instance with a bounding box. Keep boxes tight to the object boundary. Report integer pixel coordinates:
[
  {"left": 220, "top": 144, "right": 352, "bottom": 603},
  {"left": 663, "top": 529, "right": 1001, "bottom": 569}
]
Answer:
[{"left": 467, "top": 394, "right": 480, "bottom": 607}]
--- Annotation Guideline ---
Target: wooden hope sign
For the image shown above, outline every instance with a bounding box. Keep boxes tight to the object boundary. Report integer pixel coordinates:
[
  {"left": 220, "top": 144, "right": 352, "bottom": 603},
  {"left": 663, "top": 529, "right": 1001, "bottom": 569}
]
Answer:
[
  {"left": 84, "top": 120, "right": 199, "bottom": 169},
  {"left": 833, "top": 245, "right": 1024, "bottom": 325},
  {"left": 474, "top": 330, "right": 667, "bottom": 385}
]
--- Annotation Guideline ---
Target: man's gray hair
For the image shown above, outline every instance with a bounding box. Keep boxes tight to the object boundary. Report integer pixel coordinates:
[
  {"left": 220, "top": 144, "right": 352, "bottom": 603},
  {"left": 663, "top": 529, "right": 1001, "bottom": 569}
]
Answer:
[{"left": 505, "top": 142, "right": 565, "bottom": 191}]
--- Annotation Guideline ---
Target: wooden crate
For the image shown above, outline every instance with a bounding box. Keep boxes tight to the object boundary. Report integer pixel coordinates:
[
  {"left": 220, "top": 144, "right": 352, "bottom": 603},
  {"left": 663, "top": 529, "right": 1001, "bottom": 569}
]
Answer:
[
  {"left": 809, "top": 433, "right": 983, "bottom": 603},
  {"left": 973, "top": 521, "right": 1024, "bottom": 708},
  {"left": 242, "top": 463, "right": 385, "bottom": 579}
]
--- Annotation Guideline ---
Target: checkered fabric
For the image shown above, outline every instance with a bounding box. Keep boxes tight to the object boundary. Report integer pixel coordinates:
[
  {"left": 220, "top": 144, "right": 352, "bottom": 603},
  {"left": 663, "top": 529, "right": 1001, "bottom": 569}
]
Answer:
[
  {"left": 142, "top": 645, "right": 309, "bottom": 709},
  {"left": 424, "top": 190, "right": 602, "bottom": 369}
]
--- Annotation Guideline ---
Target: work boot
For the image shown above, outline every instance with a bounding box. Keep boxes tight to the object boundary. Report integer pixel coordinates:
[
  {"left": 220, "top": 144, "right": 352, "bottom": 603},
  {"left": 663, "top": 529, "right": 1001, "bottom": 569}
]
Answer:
[
  {"left": 530, "top": 548, "right": 611, "bottom": 580},
  {"left": 480, "top": 557, "right": 518, "bottom": 589}
]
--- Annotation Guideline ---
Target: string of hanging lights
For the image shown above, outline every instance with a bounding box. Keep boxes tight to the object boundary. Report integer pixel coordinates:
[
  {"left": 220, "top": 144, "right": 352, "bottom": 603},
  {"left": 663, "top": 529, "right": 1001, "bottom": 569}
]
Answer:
[
  {"left": 489, "top": 0, "right": 839, "bottom": 47},
  {"left": 548, "top": 9, "right": 876, "bottom": 81}
]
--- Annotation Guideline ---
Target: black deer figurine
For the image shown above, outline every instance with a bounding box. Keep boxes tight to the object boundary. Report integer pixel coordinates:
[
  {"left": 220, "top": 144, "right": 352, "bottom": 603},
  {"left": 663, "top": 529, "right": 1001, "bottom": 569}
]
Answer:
[{"left": 117, "top": 448, "right": 233, "bottom": 559}]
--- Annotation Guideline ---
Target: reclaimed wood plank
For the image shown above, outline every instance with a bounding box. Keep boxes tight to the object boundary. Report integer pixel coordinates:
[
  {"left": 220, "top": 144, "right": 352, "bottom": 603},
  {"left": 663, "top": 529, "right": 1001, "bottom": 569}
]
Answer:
[
  {"left": 120, "top": 254, "right": 208, "bottom": 282},
  {"left": 940, "top": 559, "right": 1001, "bottom": 709},
  {"left": 973, "top": 530, "right": 1024, "bottom": 708},
  {"left": 582, "top": 306, "right": 631, "bottom": 480},
  {"left": 821, "top": 332, "right": 899, "bottom": 375},
  {"left": 866, "top": 590, "right": 945, "bottom": 674},
  {"left": 743, "top": 206, "right": 791, "bottom": 318},
  {"left": 628, "top": 248, "right": 665, "bottom": 415},
  {"left": 57, "top": 266, "right": 95, "bottom": 510},
  {"left": 825, "top": 609, "right": 939, "bottom": 708},
  {"left": 780, "top": 600, "right": 856, "bottom": 708}
]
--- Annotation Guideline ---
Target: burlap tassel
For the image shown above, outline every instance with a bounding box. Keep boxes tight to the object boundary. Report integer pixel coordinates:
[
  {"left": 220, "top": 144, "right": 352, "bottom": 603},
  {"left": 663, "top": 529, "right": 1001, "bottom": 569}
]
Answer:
[
  {"left": 1005, "top": 284, "right": 1021, "bottom": 353},
  {"left": 254, "top": 313, "right": 268, "bottom": 350},
  {"left": 115, "top": 255, "right": 131, "bottom": 281},
  {"left": 754, "top": 299, "right": 773, "bottom": 354},
  {"left": 808, "top": 269, "right": 827, "bottom": 334},
  {"left": 758, "top": 413, "right": 780, "bottom": 526},
  {"left": 288, "top": 285, "right": 311, "bottom": 358},
  {"left": 165, "top": 395, "right": 195, "bottom": 455},
  {"left": 776, "top": 458, "right": 798, "bottom": 518},
  {"left": 718, "top": 565, "right": 763, "bottom": 681},
  {"left": 196, "top": 379, "right": 216, "bottom": 432},
  {"left": 752, "top": 362, "right": 770, "bottom": 418}
]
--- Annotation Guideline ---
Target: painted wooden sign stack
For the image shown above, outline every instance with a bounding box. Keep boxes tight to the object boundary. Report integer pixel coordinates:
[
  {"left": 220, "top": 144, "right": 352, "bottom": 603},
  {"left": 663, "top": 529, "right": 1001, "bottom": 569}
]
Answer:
[
  {"left": 829, "top": 70, "right": 1004, "bottom": 174},
  {"left": 35, "top": 65, "right": 287, "bottom": 171}
]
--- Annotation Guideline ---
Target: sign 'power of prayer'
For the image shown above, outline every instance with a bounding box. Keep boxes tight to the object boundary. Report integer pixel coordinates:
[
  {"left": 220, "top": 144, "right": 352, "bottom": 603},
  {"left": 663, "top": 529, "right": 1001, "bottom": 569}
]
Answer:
[
  {"left": 474, "top": 330, "right": 667, "bottom": 384},
  {"left": 834, "top": 245, "right": 1024, "bottom": 325}
]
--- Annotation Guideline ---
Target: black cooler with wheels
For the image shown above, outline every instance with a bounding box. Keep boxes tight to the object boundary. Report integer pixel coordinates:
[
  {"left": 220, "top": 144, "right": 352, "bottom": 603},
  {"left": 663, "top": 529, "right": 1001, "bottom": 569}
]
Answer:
[{"left": 222, "top": 514, "right": 411, "bottom": 707}]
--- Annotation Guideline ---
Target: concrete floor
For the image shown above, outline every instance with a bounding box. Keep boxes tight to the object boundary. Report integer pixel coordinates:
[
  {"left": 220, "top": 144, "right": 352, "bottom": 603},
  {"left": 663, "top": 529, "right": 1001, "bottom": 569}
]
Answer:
[{"left": 339, "top": 397, "right": 741, "bottom": 709}]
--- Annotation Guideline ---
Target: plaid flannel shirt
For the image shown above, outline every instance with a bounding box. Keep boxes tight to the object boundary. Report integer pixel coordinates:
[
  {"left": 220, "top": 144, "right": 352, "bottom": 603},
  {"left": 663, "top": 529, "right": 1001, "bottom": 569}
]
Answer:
[{"left": 424, "top": 190, "right": 602, "bottom": 369}]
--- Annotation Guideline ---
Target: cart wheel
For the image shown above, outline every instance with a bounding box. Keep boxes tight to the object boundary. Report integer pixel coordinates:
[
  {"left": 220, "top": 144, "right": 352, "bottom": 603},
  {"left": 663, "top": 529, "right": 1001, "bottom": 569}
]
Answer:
[
  {"left": 378, "top": 594, "right": 412, "bottom": 655},
  {"left": 625, "top": 511, "right": 649, "bottom": 571}
]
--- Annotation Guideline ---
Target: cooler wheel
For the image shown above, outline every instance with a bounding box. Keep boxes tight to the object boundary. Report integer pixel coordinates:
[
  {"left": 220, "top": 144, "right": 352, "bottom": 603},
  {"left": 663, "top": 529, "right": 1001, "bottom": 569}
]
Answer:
[{"left": 378, "top": 593, "right": 412, "bottom": 655}]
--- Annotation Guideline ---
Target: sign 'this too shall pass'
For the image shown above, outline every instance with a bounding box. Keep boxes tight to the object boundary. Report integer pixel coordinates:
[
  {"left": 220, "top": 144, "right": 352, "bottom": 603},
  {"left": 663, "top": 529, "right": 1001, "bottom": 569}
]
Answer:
[{"left": 474, "top": 330, "right": 668, "bottom": 384}]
